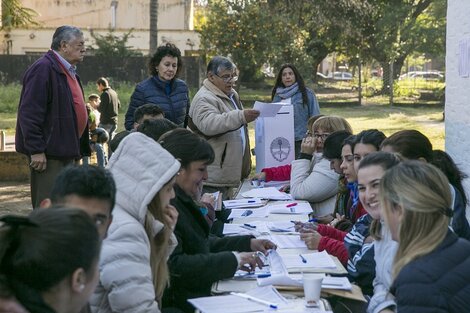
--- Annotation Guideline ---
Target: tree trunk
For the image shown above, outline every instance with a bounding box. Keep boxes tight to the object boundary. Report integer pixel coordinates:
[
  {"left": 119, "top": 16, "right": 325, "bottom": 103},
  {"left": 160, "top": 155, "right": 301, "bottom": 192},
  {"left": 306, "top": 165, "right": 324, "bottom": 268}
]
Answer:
[
  {"left": 380, "top": 55, "right": 407, "bottom": 93},
  {"left": 149, "top": 0, "right": 158, "bottom": 56}
]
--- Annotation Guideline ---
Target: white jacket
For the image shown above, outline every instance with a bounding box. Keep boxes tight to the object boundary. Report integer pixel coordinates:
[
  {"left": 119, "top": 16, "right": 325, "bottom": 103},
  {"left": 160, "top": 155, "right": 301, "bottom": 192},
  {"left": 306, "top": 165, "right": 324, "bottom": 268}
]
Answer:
[
  {"left": 290, "top": 153, "right": 339, "bottom": 216},
  {"left": 367, "top": 222, "right": 398, "bottom": 313},
  {"left": 90, "top": 132, "right": 180, "bottom": 313},
  {"left": 189, "top": 79, "right": 251, "bottom": 187}
]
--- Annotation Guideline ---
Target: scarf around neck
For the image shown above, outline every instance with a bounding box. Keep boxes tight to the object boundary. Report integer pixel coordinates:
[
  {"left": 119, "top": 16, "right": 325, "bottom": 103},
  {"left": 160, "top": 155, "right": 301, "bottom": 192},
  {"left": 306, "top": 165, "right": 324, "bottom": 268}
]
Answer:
[{"left": 276, "top": 82, "right": 299, "bottom": 99}]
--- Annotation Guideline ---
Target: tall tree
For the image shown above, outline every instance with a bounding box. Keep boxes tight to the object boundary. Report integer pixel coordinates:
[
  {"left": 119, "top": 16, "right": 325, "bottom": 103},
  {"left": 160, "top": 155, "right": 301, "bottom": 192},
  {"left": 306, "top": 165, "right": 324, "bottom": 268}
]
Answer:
[
  {"left": 149, "top": 0, "right": 158, "bottom": 55},
  {"left": 1, "top": 0, "right": 39, "bottom": 30},
  {"left": 197, "top": 0, "right": 275, "bottom": 82},
  {"left": 341, "top": 0, "right": 447, "bottom": 91},
  {"left": 89, "top": 29, "right": 142, "bottom": 57}
]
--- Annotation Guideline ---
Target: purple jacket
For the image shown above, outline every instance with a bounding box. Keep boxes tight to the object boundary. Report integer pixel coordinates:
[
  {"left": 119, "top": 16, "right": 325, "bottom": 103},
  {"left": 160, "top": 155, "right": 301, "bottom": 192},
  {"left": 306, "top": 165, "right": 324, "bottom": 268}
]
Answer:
[{"left": 15, "top": 50, "right": 90, "bottom": 159}]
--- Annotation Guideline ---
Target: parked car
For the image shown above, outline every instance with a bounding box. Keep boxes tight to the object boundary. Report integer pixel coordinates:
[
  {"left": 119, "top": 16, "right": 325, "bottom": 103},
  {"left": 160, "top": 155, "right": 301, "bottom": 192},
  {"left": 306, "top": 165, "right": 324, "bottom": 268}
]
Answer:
[
  {"left": 316, "top": 72, "right": 329, "bottom": 80},
  {"left": 399, "top": 71, "right": 444, "bottom": 81},
  {"left": 332, "top": 71, "right": 353, "bottom": 81}
]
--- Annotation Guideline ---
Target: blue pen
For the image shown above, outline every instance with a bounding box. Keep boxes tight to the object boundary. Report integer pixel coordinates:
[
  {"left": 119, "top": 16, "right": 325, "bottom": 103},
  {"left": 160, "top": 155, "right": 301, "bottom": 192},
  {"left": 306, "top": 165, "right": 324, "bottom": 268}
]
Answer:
[
  {"left": 243, "top": 223, "right": 256, "bottom": 229},
  {"left": 299, "top": 254, "right": 307, "bottom": 263},
  {"left": 242, "top": 210, "right": 253, "bottom": 217},
  {"left": 247, "top": 200, "right": 256, "bottom": 203},
  {"left": 257, "top": 273, "right": 271, "bottom": 278},
  {"left": 308, "top": 218, "right": 318, "bottom": 223}
]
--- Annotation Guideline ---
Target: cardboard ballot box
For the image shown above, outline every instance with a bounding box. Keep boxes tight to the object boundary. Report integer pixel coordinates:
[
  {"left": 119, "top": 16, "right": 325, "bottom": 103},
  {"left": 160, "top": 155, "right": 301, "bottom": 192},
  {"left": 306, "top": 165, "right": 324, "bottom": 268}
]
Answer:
[{"left": 255, "top": 104, "right": 294, "bottom": 173}]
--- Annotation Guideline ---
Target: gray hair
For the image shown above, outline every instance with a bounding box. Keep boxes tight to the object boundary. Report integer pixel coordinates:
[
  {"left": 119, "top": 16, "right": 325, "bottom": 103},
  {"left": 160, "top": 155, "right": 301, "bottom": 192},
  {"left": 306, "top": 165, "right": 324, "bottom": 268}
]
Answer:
[
  {"left": 206, "top": 56, "right": 236, "bottom": 75},
  {"left": 50, "top": 26, "right": 83, "bottom": 50}
]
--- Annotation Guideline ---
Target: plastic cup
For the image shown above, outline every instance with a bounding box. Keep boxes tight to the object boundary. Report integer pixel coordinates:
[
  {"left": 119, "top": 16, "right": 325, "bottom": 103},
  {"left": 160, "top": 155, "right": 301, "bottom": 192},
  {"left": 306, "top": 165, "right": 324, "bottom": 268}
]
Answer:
[{"left": 303, "top": 273, "right": 324, "bottom": 307}]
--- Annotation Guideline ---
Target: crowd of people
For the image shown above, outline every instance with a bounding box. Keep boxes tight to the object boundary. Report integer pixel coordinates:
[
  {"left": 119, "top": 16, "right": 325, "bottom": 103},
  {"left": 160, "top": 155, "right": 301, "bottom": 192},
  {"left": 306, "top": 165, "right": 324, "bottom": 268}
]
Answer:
[{"left": 4, "top": 25, "right": 470, "bottom": 313}]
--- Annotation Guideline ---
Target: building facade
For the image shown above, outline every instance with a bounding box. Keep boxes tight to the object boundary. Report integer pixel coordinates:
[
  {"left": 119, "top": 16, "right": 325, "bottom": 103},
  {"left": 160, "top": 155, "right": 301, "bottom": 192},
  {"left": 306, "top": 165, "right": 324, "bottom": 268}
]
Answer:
[
  {"left": 446, "top": 0, "right": 470, "bottom": 220},
  {"left": 1, "top": 0, "right": 200, "bottom": 56}
]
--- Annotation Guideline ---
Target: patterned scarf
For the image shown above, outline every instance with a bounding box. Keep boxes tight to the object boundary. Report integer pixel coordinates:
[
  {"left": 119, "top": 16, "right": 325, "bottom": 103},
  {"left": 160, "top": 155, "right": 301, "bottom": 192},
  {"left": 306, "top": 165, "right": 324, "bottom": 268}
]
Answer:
[
  {"left": 347, "top": 181, "right": 360, "bottom": 217},
  {"left": 276, "top": 82, "right": 299, "bottom": 99}
]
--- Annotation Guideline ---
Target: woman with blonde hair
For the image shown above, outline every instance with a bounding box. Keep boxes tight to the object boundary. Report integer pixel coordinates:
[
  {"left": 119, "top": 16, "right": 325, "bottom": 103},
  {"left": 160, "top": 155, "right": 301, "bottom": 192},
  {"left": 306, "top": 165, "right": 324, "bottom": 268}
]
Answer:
[
  {"left": 290, "top": 115, "right": 353, "bottom": 216},
  {"left": 90, "top": 132, "right": 181, "bottom": 313},
  {"left": 380, "top": 161, "right": 470, "bottom": 312}
]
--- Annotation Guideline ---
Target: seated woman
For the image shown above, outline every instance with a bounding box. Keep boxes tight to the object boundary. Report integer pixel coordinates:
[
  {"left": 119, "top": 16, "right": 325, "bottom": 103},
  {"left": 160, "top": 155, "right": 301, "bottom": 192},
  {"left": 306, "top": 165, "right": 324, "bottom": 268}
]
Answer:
[
  {"left": 381, "top": 129, "right": 470, "bottom": 239},
  {"left": 297, "top": 129, "right": 386, "bottom": 266},
  {"left": 381, "top": 161, "right": 470, "bottom": 312},
  {"left": 90, "top": 132, "right": 181, "bottom": 313},
  {"left": 0, "top": 207, "right": 100, "bottom": 313},
  {"left": 159, "top": 129, "right": 276, "bottom": 313},
  {"left": 319, "top": 132, "right": 367, "bottom": 230}
]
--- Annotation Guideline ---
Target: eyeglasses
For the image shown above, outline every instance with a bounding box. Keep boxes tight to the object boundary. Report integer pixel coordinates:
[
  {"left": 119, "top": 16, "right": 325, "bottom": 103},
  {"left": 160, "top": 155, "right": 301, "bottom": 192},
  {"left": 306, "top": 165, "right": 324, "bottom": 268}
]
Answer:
[
  {"left": 313, "top": 133, "right": 330, "bottom": 140},
  {"left": 215, "top": 73, "right": 238, "bottom": 83}
]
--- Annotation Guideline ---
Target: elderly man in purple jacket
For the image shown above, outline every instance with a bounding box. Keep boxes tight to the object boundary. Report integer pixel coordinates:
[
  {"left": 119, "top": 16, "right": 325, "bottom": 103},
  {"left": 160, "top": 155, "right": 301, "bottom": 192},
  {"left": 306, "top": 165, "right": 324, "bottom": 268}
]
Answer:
[{"left": 15, "top": 25, "right": 90, "bottom": 208}]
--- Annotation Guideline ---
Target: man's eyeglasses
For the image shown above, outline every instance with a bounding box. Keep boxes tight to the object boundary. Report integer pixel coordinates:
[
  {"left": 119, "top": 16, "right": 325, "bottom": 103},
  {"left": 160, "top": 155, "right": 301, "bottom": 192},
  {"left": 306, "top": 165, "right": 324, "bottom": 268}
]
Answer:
[
  {"left": 313, "top": 133, "right": 330, "bottom": 140},
  {"left": 215, "top": 73, "right": 238, "bottom": 83}
]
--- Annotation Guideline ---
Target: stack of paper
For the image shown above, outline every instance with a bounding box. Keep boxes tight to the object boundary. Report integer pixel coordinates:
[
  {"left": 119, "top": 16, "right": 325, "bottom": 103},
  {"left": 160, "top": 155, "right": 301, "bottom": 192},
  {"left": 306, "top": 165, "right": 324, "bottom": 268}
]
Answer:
[
  {"left": 223, "top": 222, "right": 270, "bottom": 236},
  {"left": 268, "top": 202, "right": 312, "bottom": 214},
  {"left": 257, "top": 274, "right": 352, "bottom": 291},
  {"left": 223, "top": 198, "right": 264, "bottom": 209},
  {"left": 269, "top": 235, "right": 307, "bottom": 249},
  {"left": 228, "top": 207, "right": 269, "bottom": 219},
  {"left": 242, "top": 187, "right": 292, "bottom": 201},
  {"left": 266, "top": 221, "right": 297, "bottom": 233},
  {"left": 188, "top": 285, "right": 288, "bottom": 313}
]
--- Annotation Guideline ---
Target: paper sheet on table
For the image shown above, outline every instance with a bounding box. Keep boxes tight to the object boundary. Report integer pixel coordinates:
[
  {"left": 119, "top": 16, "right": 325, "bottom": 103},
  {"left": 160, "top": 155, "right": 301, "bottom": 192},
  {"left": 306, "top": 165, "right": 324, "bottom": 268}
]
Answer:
[
  {"left": 267, "top": 221, "right": 298, "bottom": 233},
  {"left": 268, "top": 202, "right": 312, "bottom": 214},
  {"left": 270, "top": 234, "right": 307, "bottom": 249},
  {"left": 228, "top": 207, "right": 269, "bottom": 219},
  {"left": 263, "top": 180, "right": 290, "bottom": 189},
  {"left": 257, "top": 274, "right": 352, "bottom": 291},
  {"left": 253, "top": 101, "right": 284, "bottom": 118},
  {"left": 223, "top": 222, "right": 270, "bottom": 236},
  {"left": 188, "top": 285, "right": 288, "bottom": 313},
  {"left": 223, "top": 198, "right": 264, "bottom": 209},
  {"left": 242, "top": 187, "right": 292, "bottom": 200},
  {"left": 282, "top": 251, "right": 337, "bottom": 269},
  {"left": 222, "top": 224, "right": 262, "bottom": 237}
]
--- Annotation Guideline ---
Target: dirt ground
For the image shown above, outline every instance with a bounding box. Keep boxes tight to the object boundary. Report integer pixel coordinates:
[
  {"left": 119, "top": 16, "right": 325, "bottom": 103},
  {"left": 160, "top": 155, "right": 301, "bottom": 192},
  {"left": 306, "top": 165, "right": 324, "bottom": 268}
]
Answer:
[{"left": 0, "top": 181, "right": 32, "bottom": 216}]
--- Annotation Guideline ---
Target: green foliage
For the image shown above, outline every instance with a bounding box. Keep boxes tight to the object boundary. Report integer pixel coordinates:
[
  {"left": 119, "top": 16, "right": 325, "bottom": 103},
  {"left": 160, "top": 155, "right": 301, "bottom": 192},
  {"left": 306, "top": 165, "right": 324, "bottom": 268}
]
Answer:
[
  {"left": 0, "top": 83, "right": 21, "bottom": 113},
  {"left": 1, "top": 0, "right": 40, "bottom": 30},
  {"left": 197, "top": 0, "right": 275, "bottom": 82},
  {"left": 197, "top": 0, "right": 446, "bottom": 88},
  {"left": 88, "top": 29, "right": 142, "bottom": 57}
]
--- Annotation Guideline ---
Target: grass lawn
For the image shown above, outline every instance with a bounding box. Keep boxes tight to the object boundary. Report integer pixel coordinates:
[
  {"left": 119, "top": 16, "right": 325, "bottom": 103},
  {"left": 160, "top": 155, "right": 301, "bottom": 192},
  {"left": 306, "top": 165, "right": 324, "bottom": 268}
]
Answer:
[{"left": 1, "top": 82, "right": 444, "bottom": 154}]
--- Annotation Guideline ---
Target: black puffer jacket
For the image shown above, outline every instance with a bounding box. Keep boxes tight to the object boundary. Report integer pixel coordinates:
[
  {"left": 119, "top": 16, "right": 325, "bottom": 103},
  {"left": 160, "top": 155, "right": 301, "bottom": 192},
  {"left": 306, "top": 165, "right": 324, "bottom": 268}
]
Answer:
[{"left": 391, "top": 230, "right": 470, "bottom": 313}]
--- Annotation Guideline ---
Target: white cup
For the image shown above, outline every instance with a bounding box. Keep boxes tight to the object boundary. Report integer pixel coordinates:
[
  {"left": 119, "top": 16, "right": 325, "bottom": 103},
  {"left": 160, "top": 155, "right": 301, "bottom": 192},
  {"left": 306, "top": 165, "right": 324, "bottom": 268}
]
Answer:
[{"left": 303, "top": 273, "right": 324, "bottom": 307}]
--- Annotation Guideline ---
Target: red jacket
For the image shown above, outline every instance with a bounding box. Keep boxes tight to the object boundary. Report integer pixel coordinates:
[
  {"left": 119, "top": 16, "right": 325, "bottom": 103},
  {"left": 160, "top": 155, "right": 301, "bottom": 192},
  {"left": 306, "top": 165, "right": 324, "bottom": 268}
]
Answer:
[
  {"left": 317, "top": 224, "right": 348, "bottom": 265},
  {"left": 316, "top": 202, "right": 368, "bottom": 266},
  {"left": 261, "top": 164, "right": 291, "bottom": 181}
]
